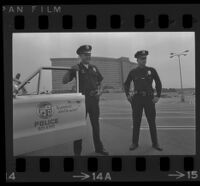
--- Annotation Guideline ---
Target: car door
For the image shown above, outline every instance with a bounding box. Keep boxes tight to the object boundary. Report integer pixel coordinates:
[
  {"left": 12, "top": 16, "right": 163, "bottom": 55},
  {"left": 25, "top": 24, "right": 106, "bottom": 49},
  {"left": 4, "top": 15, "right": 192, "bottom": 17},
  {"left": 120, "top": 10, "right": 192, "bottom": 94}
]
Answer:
[{"left": 13, "top": 67, "right": 90, "bottom": 156}]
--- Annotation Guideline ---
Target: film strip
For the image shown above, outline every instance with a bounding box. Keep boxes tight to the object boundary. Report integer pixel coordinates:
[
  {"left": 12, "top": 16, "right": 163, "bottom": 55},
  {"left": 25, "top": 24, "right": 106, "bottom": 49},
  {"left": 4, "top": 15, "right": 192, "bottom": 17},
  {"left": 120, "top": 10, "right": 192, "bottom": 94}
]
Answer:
[{"left": 3, "top": 3, "right": 200, "bottom": 182}]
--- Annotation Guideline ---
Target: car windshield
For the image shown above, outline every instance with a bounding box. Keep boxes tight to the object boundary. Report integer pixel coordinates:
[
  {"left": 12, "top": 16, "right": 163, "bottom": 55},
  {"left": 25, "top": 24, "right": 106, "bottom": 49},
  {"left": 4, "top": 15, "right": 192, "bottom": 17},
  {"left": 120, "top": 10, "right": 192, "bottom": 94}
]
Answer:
[{"left": 13, "top": 67, "right": 78, "bottom": 96}]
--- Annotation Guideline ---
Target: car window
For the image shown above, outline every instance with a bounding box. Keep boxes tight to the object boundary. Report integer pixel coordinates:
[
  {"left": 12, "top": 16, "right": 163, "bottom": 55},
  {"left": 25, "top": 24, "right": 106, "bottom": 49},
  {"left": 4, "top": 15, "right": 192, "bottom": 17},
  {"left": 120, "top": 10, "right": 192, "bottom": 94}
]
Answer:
[
  {"left": 40, "top": 69, "right": 77, "bottom": 94},
  {"left": 14, "top": 68, "right": 78, "bottom": 96},
  {"left": 20, "top": 73, "right": 39, "bottom": 95}
]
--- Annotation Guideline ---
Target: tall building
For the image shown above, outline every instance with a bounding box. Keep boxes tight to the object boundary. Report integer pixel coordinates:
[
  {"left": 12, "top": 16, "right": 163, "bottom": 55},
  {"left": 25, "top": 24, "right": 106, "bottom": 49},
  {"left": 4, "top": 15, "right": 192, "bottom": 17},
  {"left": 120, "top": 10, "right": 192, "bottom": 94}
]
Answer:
[{"left": 50, "top": 57, "right": 137, "bottom": 93}]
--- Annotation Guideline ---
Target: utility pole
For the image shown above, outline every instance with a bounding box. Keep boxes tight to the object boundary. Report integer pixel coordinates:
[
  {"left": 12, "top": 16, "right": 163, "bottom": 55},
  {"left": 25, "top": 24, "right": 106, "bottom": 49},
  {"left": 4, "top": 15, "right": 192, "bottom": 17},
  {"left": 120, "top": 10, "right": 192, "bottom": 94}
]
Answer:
[{"left": 170, "top": 50, "right": 189, "bottom": 102}]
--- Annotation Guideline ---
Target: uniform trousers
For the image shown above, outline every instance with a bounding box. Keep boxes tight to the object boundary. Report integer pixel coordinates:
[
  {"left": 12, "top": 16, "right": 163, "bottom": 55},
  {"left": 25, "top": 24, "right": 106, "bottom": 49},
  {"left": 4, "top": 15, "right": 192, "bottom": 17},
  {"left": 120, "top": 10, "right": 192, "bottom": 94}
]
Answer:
[
  {"left": 131, "top": 94, "right": 159, "bottom": 146},
  {"left": 85, "top": 95, "right": 104, "bottom": 152}
]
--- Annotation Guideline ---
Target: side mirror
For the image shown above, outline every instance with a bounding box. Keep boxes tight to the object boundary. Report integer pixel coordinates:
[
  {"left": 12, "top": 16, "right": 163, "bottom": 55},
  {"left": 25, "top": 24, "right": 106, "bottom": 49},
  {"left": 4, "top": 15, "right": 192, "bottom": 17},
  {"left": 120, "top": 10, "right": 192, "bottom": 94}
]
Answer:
[{"left": 13, "top": 82, "right": 19, "bottom": 98}]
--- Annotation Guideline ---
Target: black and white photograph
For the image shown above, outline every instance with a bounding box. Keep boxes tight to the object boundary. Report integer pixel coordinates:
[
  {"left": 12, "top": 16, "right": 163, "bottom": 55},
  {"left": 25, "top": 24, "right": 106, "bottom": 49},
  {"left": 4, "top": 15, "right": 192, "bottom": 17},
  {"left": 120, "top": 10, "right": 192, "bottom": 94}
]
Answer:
[{"left": 12, "top": 32, "right": 195, "bottom": 156}]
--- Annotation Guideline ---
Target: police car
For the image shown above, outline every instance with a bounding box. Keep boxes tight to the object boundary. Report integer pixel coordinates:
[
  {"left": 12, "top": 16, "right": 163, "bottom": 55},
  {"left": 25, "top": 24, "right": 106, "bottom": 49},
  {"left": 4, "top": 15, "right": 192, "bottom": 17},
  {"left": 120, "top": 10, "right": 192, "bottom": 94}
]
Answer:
[{"left": 13, "top": 66, "right": 92, "bottom": 156}]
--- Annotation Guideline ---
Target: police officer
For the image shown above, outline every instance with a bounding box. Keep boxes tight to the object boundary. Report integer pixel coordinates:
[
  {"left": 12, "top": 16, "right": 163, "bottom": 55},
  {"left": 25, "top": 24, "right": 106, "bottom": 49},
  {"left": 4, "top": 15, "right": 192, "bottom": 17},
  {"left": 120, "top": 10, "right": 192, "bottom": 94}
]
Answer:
[
  {"left": 13, "top": 73, "right": 27, "bottom": 95},
  {"left": 124, "top": 50, "right": 163, "bottom": 151},
  {"left": 63, "top": 45, "right": 109, "bottom": 155}
]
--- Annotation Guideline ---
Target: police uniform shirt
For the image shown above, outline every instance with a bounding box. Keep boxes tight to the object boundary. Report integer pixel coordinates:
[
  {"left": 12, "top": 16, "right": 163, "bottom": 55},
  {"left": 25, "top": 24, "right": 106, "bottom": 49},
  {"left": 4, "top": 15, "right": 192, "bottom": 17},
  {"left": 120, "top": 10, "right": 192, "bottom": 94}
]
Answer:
[
  {"left": 70, "top": 63, "right": 103, "bottom": 95},
  {"left": 124, "top": 66, "right": 162, "bottom": 97}
]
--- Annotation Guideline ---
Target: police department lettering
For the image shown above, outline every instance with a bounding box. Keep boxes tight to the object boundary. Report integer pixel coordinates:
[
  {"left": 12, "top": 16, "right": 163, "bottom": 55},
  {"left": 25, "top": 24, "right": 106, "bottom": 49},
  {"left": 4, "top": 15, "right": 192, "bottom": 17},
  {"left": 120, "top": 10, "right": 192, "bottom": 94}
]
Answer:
[
  {"left": 56, "top": 101, "right": 81, "bottom": 113},
  {"left": 35, "top": 102, "right": 58, "bottom": 131},
  {"left": 34, "top": 118, "right": 58, "bottom": 131},
  {"left": 34, "top": 101, "right": 82, "bottom": 130}
]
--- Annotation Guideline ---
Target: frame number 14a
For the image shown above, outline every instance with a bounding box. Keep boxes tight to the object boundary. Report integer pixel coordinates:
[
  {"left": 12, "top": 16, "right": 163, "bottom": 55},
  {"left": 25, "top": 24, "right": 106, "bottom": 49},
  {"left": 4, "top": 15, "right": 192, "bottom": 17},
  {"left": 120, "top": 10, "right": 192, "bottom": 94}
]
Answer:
[{"left": 92, "top": 172, "right": 111, "bottom": 181}]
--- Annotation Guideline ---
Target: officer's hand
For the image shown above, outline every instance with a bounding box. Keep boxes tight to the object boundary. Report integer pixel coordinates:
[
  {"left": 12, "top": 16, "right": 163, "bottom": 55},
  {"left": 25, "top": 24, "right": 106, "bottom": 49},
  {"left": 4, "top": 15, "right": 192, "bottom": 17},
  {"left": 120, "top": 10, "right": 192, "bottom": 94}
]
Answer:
[
  {"left": 152, "top": 96, "right": 160, "bottom": 103},
  {"left": 95, "top": 90, "right": 102, "bottom": 98},
  {"left": 127, "top": 95, "right": 132, "bottom": 103},
  {"left": 71, "top": 65, "right": 80, "bottom": 71}
]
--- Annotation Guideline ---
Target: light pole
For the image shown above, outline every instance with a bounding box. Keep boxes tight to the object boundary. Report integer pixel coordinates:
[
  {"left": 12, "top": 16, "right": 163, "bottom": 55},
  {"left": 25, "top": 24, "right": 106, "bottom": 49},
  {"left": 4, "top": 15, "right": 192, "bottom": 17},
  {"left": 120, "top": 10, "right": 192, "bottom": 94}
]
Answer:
[{"left": 170, "top": 50, "right": 189, "bottom": 102}]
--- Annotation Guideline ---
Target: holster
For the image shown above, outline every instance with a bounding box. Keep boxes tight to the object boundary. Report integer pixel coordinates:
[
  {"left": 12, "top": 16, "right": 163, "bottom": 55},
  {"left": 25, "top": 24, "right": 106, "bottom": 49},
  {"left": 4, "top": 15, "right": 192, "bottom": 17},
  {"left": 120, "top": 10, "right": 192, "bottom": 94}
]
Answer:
[{"left": 89, "top": 90, "right": 98, "bottom": 96}]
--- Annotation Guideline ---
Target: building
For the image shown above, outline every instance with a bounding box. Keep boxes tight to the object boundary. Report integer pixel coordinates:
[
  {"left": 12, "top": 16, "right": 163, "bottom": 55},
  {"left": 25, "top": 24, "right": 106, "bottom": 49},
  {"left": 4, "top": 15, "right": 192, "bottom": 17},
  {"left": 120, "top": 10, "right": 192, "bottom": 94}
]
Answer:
[{"left": 50, "top": 57, "right": 137, "bottom": 93}]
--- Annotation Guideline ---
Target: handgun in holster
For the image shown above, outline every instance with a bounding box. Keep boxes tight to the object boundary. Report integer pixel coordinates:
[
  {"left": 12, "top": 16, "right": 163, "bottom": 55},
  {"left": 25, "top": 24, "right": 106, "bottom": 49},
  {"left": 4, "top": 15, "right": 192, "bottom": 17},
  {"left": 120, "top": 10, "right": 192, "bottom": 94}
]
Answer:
[{"left": 89, "top": 90, "right": 98, "bottom": 96}]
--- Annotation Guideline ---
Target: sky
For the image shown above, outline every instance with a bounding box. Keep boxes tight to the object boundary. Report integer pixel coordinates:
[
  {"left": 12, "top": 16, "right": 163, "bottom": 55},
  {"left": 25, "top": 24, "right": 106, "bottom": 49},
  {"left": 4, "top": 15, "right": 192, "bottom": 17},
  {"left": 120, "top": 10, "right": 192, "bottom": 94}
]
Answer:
[{"left": 13, "top": 32, "right": 195, "bottom": 89}]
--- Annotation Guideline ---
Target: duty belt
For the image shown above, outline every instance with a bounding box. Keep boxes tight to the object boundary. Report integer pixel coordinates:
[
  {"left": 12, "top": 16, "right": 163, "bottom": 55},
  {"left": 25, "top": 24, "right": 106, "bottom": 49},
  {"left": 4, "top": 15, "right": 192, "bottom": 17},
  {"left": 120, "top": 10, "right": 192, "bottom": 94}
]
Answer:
[
  {"left": 85, "top": 90, "right": 98, "bottom": 96},
  {"left": 134, "top": 90, "right": 153, "bottom": 96}
]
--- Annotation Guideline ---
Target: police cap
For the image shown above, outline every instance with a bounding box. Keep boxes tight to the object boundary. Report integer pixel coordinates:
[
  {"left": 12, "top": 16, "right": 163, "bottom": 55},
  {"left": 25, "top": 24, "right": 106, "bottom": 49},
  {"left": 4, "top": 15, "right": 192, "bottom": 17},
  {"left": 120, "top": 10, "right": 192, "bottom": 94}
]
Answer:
[
  {"left": 134, "top": 50, "right": 149, "bottom": 58},
  {"left": 76, "top": 45, "right": 92, "bottom": 55}
]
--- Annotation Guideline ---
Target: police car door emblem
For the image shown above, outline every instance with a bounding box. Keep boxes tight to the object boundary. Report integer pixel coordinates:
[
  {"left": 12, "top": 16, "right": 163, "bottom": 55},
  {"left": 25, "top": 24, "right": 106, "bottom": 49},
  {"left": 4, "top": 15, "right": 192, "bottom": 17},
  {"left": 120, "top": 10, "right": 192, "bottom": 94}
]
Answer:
[{"left": 36, "top": 102, "right": 54, "bottom": 119}]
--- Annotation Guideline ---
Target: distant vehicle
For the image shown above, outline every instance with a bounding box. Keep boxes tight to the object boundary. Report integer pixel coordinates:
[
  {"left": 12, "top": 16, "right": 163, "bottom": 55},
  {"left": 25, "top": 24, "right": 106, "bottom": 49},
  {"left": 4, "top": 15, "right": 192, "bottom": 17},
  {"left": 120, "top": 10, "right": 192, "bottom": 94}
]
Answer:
[{"left": 13, "top": 66, "right": 92, "bottom": 156}]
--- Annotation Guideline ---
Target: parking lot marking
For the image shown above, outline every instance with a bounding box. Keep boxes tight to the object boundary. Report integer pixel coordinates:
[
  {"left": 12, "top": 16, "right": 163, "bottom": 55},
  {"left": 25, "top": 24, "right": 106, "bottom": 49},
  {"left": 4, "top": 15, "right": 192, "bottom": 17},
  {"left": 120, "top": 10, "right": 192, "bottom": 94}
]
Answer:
[
  {"left": 140, "top": 128, "right": 195, "bottom": 130},
  {"left": 99, "top": 116, "right": 195, "bottom": 119}
]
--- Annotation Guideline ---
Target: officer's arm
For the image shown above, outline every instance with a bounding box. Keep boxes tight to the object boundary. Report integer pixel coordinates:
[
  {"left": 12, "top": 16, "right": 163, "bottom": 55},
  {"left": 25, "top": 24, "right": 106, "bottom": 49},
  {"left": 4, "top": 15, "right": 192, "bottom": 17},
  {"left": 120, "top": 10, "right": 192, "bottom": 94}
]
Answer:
[
  {"left": 96, "top": 67, "right": 104, "bottom": 94},
  {"left": 124, "top": 71, "right": 133, "bottom": 96},
  {"left": 62, "top": 70, "right": 76, "bottom": 84},
  {"left": 96, "top": 66, "right": 104, "bottom": 82},
  {"left": 153, "top": 69, "right": 162, "bottom": 97}
]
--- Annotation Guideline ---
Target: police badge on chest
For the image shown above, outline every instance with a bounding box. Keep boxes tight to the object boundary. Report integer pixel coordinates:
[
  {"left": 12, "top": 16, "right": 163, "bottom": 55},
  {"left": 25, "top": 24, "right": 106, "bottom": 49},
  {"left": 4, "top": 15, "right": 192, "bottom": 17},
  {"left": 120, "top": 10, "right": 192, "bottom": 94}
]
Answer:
[
  {"left": 147, "top": 70, "right": 152, "bottom": 79},
  {"left": 93, "top": 67, "right": 97, "bottom": 72},
  {"left": 147, "top": 70, "right": 151, "bottom": 76}
]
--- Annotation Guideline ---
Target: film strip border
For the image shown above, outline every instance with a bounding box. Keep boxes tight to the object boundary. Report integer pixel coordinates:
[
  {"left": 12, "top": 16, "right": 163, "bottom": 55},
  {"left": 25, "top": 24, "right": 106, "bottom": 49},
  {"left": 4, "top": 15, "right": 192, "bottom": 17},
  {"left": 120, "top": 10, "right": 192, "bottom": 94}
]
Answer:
[
  {"left": 8, "top": 156, "right": 198, "bottom": 181},
  {"left": 15, "top": 156, "right": 195, "bottom": 173},
  {"left": 12, "top": 14, "right": 197, "bottom": 30},
  {"left": 4, "top": 4, "right": 200, "bottom": 182},
  {"left": 2, "top": 5, "right": 200, "bottom": 31}
]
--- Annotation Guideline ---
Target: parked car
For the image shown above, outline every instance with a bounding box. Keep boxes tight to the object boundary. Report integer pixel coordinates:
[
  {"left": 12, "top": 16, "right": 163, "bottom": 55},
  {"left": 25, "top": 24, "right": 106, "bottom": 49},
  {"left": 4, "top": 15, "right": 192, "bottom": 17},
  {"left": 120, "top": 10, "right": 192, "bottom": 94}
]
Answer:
[{"left": 13, "top": 66, "right": 92, "bottom": 156}]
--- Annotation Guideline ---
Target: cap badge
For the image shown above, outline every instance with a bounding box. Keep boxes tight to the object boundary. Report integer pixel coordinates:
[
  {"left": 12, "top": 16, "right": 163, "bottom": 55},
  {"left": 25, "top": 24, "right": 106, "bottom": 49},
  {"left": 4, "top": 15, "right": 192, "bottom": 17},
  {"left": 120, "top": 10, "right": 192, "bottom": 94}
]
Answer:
[{"left": 86, "top": 45, "right": 89, "bottom": 49}]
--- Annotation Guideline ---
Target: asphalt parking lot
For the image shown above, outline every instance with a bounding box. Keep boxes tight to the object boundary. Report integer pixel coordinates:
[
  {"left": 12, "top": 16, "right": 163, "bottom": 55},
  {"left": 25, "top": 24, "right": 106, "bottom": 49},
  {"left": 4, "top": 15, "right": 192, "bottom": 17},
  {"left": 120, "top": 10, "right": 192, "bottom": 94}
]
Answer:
[
  {"left": 92, "top": 92, "right": 195, "bottom": 155},
  {"left": 24, "top": 92, "right": 195, "bottom": 156}
]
